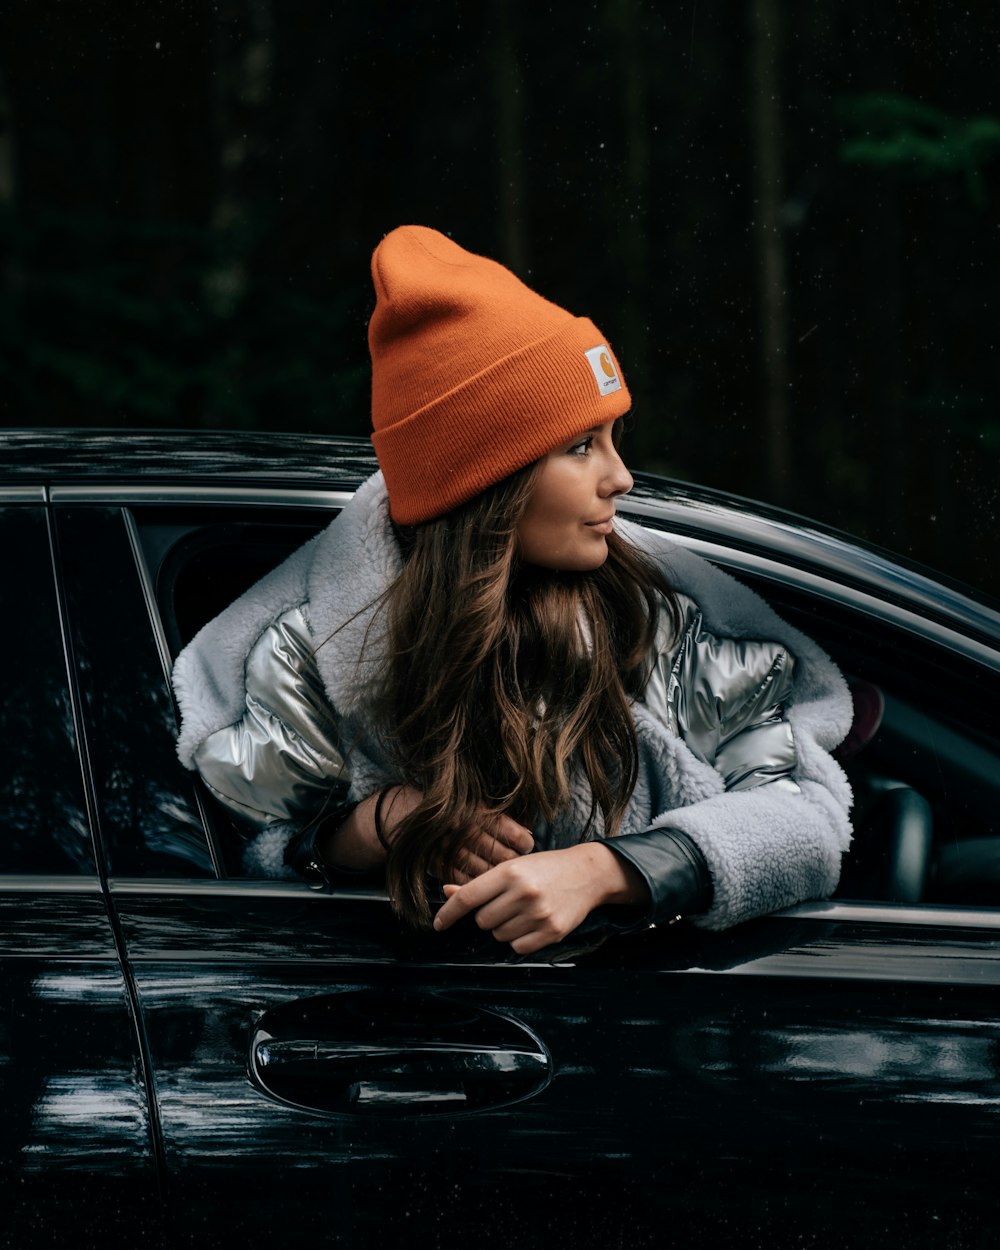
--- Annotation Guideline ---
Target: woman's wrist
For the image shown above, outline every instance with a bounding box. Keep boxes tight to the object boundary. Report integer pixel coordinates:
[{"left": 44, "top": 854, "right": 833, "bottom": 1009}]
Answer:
[
  {"left": 567, "top": 841, "right": 650, "bottom": 910},
  {"left": 316, "top": 783, "right": 418, "bottom": 872},
  {"left": 601, "top": 828, "right": 712, "bottom": 924},
  {"left": 315, "top": 790, "right": 385, "bottom": 871}
]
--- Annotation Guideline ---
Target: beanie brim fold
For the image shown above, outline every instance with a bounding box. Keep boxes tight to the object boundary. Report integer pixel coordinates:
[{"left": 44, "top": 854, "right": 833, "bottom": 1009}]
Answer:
[{"left": 373, "top": 316, "right": 631, "bottom": 524}]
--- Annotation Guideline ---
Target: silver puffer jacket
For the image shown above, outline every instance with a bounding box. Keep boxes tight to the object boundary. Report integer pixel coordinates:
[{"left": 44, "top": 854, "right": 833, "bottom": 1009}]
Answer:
[{"left": 173, "top": 472, "right": 854, "bottom": 930}]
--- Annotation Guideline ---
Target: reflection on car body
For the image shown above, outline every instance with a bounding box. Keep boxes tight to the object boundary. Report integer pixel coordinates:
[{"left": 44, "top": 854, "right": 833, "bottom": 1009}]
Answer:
[{"left": 2, "top": 429, "right": 1000, "bottom": 1248}]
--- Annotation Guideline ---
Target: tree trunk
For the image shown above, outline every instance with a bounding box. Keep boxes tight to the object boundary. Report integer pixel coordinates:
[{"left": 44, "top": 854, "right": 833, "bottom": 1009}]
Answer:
[
  {"left": 748, "top": 0, "right": 791, "bottom": 496},
  {"left": 611, "top": 0, "right": 653, "bottom": 463},
  {"left": 492, "top": 0, "right": 528, "bottom": 275}
]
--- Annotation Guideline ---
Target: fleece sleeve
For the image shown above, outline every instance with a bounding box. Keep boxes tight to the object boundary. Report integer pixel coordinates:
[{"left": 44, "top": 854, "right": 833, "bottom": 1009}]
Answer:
[
  {"left": 676, "top": 696, "right": 850, "bottom": 928},
  {"left": 609, "top": 619, "right": 852, "bottom": 931}
]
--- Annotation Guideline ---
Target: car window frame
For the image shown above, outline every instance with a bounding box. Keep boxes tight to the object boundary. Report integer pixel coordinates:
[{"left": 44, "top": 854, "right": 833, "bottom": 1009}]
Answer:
[
  {"left": 49, "top": 497, "right": 223, "bottom": 879},
  {"left": 0, "top": 488, "right": 101, "bottom": 877}
]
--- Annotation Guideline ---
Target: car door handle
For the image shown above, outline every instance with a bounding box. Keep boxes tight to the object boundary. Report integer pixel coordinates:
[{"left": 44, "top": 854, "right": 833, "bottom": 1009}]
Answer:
[
  {"left": 250, "top": 992, "right": 552, "bottom": 1116},
  {"left": 255, "top": 1038, "right": 548, "bottom": 1110}
]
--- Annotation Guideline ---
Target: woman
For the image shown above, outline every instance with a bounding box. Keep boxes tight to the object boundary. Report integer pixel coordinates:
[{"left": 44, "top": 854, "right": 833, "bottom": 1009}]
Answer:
[{"left": 173, "top": 225, "right": 853, "bottom": 955}]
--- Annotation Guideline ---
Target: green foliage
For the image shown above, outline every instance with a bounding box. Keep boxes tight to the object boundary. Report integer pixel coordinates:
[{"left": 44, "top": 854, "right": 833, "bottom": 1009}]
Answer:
[{"left": 838, "top": 92, "right": 1000, "bottom": 208}]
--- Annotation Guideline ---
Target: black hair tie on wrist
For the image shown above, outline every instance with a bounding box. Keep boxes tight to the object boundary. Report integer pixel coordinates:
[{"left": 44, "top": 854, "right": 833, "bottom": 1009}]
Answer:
[{"left": 374, "top": 786, "right": 395, "bottom": 853}]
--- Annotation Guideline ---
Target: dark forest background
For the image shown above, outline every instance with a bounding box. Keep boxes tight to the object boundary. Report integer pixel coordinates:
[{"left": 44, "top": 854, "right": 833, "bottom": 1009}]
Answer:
[{"left": 1, "top": 1, "right": 997, "bottom": 595}]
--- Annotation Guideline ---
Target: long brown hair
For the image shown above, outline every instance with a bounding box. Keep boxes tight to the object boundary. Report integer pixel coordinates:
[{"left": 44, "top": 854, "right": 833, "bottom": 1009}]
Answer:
[{"left": 370, "top": 462, "right": 677, "bottom": 928}]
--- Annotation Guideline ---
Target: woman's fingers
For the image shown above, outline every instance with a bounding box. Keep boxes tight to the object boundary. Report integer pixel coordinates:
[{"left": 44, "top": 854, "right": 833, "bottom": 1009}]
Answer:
[
  {"left": 472, "top": 837, "right": 517, "bottom": 867},
  {"left": 483, "top": 915, "right": 537, "bottom": 944},
  {"left": 433, "top": 868, "right": 507, "bottom": 930},
  {"left": 491, "top": 815, "right": 535, "bottom": 855},
  {"left": 465, "top": 890, "right": 535, "bottom": 934},
  {"left": 435, "top": 856, "right": 554, "bottom": 933},
  {"left": 378, "top": 796, "right": 532, "bottom": 869},
  {"left": 454, "top": 818, "right": 533, "bottom": 874},
  {"left": 448, "top": 849, "right": 494, "bottom": 883},
  {"left": 471, "top": 816, "right": 534, "bottom": 868}
]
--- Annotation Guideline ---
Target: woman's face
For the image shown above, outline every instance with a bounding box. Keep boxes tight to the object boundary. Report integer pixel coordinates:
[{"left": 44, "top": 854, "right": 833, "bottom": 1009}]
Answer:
[{"left": 516, "top": 419, "right": 634, "bottom": 571}]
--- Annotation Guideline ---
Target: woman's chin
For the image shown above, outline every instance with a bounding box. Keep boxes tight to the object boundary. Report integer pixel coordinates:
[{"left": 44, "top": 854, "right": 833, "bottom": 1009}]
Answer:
[{"left": 522, "top": 542, "right": 610, "bottom": 573}]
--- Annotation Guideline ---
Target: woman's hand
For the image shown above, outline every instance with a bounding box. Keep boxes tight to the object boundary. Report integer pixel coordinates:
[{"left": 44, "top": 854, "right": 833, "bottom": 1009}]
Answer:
[
  {"left": 444, "top": 813, "right": 535, "bottom": 883},
  {"left": 432, "top": 842, "right": 648, "bottom": 955},
  {"left": 317, "top": 786, "right": 533, "bottom": 876},
  {"left": 381, "top": 789, "right": 534, "bottom": 880}
]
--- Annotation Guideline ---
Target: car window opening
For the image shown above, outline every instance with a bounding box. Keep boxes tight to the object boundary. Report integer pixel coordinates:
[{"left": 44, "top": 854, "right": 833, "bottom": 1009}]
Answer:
[{"left": 135, "top": 507, "right": 1000, "bottom": 914}]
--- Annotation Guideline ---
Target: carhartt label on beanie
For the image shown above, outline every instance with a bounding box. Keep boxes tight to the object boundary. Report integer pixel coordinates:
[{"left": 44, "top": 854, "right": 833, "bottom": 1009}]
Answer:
[
  {"left": 369, "top": 226, "right": 631, "bottom": 524},
  {"left": 583, "top": 345, "right": 623, "bottom": 396}
]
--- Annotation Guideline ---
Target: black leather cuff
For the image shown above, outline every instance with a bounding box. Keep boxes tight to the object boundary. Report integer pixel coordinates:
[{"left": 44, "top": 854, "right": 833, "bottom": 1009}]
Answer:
[
  {"left": 604, "top": 828, "right": 713, "bottom": 926},
  {"left": 284, "top": 798, "right": 363, "bottom": 889}
]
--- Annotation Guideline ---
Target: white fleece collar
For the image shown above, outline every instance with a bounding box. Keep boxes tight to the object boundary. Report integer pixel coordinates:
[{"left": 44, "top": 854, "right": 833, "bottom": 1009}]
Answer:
[
  {"left": 305, "top": 471, "right": 402, "bottom": 715},
  {"left": 174, "top": 470, "right": 851, "bottom": 771}
]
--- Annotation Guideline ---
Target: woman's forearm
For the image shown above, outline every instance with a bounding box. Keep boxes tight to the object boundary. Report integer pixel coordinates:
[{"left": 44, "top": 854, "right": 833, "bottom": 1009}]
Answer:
[
  {"left": 314, "top": 790, "right": 385, "bottom": 871},
  {"left": 314, "top": 785, "right": 424, "bottom": 872}
]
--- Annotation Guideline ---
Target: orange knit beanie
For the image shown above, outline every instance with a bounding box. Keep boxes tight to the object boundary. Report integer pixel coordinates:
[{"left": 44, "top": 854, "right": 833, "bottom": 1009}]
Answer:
[{"left": 369, "top": 226, "right": 632, "bottom": 524}]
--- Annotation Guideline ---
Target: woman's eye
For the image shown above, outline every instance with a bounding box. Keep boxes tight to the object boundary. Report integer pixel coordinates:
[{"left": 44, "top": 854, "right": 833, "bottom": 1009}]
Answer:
[{"left": 569, "top": 437, "right": 593, "bottom": 457}]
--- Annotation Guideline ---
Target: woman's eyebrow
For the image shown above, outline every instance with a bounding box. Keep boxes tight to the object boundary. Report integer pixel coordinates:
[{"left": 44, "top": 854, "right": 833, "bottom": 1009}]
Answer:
[{"left": 561, "top": 427, "right": 601, "bottom": 444}]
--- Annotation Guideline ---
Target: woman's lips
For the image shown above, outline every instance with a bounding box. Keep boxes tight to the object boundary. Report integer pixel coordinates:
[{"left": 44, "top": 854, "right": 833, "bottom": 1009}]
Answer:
[{"left": 585, "top": 516, "right": 615, "bottom": 535}]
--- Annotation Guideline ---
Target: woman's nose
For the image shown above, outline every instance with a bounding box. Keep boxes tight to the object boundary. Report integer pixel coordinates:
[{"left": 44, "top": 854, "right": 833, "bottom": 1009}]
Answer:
[{"left": 604, "top": 450, "right": 634, "bottom": 498}]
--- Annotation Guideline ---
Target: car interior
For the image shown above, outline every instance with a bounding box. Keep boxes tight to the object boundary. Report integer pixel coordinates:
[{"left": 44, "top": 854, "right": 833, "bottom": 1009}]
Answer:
[
  {"left": 739, "top": 572, "right": 1000, "bottom": 908},
  {"left": 136, "top": 504, "right": 1000, "bottom": 912}
]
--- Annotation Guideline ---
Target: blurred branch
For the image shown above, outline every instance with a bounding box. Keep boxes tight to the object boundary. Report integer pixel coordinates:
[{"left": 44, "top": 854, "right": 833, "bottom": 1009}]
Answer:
[{"left": 839, "top": 92, "right": 1000, "bottom": 209}]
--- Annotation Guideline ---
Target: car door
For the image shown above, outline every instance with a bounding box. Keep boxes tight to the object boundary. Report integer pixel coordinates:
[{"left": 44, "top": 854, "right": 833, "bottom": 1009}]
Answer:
[
  {"left": 0, "top": 496, "right": 159, "bottom": 1247},
  {"left": 64, "top": 488, "right": 1000, "bottom": 1250}
]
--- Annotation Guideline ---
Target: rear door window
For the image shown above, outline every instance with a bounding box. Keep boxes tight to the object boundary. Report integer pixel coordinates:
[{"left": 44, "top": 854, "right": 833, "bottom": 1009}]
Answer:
[
  {"left": 0, "top": 507, "right": 93, "bottom": 873},
  {"left": 53, "top": 505, "right": 217, "bottom": 878}
]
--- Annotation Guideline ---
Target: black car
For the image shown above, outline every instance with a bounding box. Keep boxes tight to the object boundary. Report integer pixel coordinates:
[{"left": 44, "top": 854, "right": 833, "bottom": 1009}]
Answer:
[{"left": 3, "top": 429, "right": 1000, "bottom": 1249}]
